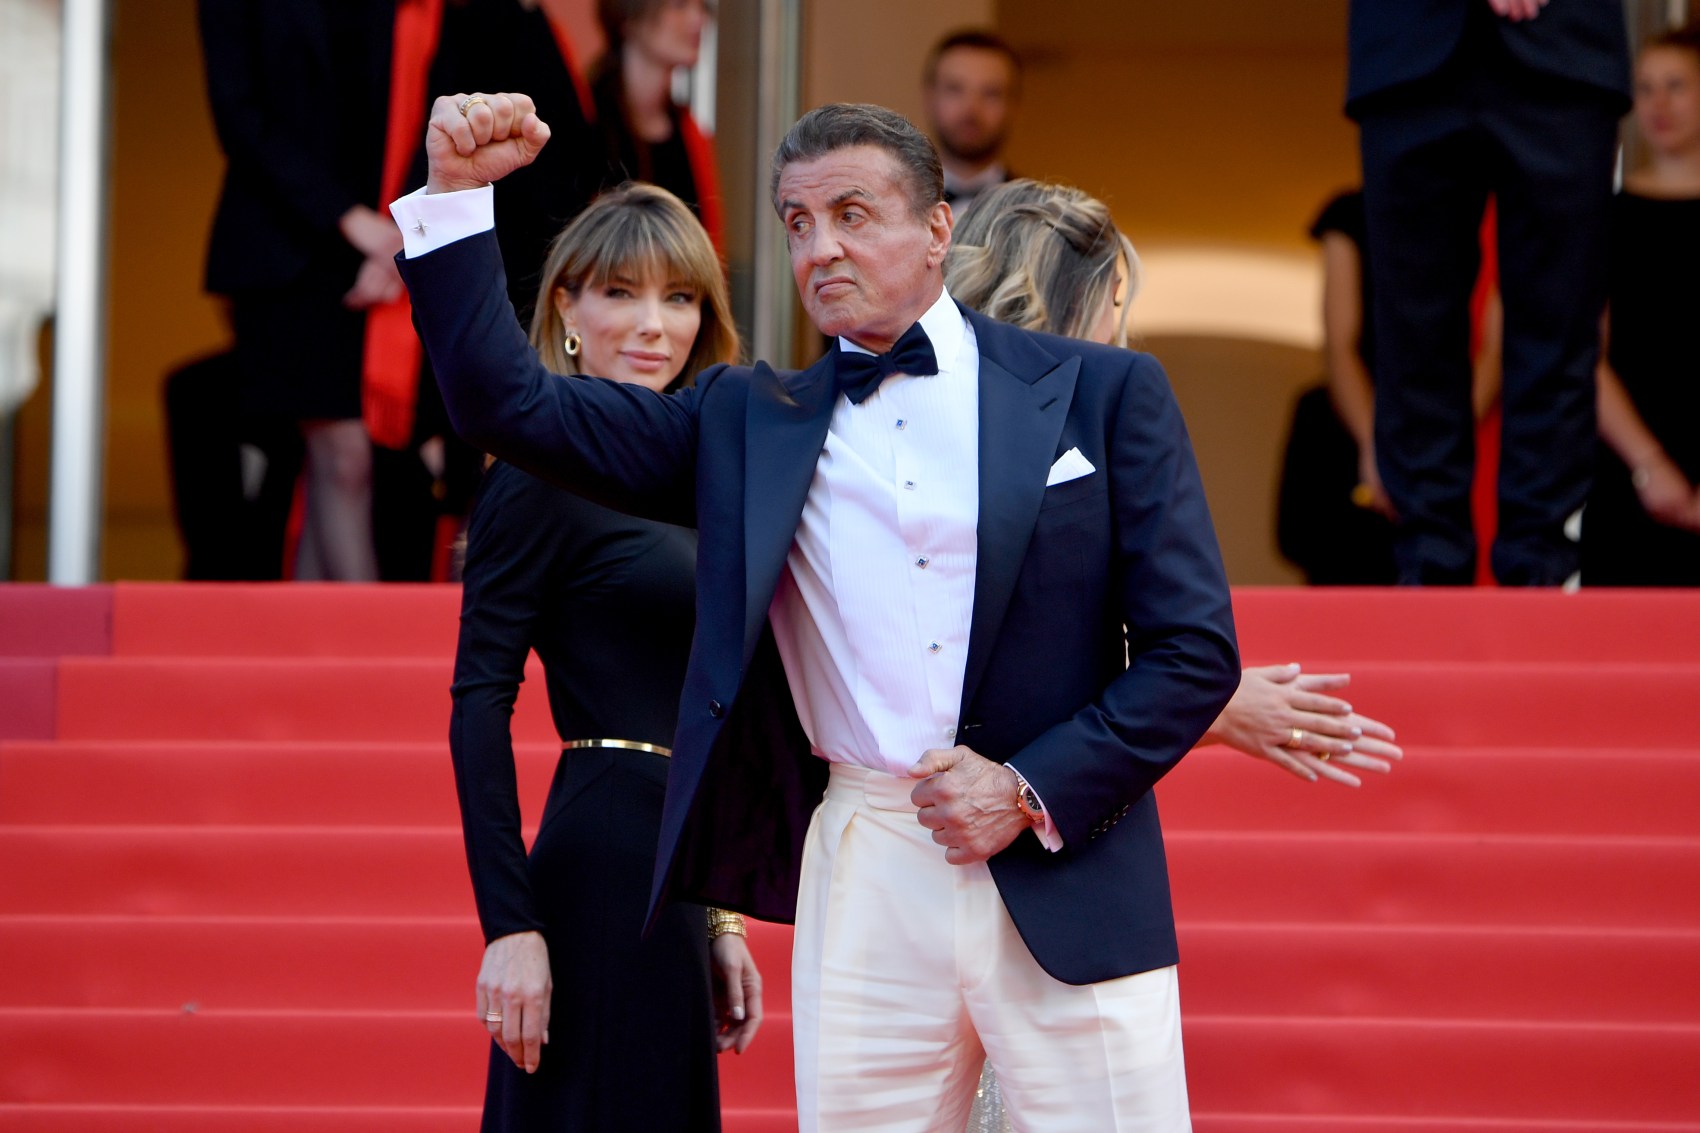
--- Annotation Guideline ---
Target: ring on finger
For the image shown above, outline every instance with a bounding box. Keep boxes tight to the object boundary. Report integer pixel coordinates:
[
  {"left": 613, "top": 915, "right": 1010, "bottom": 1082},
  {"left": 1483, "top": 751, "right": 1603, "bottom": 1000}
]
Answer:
[
  {"left": 483, "top": 1010, "right": 503, "bottom": 1023},
  {"left": 459, "top": 95, "right": 488, "bottom": 116},
  {"left": 1317, "top": 751, "right": 1331, "bottom": 763},
  {"left": 1284, "top": 726, "right": 1303, "bottom": 748}
]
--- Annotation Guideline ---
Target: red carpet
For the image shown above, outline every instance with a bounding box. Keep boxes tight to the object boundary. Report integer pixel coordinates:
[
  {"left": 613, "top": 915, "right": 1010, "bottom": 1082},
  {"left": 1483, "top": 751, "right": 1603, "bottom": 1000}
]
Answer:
[{"left": 2, "top": 583, "right": 1698, "bottom": 1131}]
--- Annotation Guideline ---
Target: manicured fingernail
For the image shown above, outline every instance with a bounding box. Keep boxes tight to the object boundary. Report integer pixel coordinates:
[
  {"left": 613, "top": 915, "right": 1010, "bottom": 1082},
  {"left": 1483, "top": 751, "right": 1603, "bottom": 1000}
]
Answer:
[
  {"left": 1350, "top": 726, "right": 1362, "bottom": 737},
  {"left": 733, "top": 1006, "right": 745, "bottom": 1021}
]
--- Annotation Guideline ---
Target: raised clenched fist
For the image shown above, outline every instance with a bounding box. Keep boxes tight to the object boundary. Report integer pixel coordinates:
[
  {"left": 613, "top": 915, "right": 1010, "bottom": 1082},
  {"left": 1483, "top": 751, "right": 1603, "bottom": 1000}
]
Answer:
[{"left": 424, "top": 92, "right": 550, "bottom": 195}]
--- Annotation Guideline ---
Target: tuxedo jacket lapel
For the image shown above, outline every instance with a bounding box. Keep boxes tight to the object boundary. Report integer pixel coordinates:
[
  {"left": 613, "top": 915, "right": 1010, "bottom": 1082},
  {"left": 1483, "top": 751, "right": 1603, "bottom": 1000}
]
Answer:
[
  {"left": 961, "top": 318, "right": 1079, "bottom": 718},
  {"left": 742, "top": 354, "right": 837, "bottom": 660}
]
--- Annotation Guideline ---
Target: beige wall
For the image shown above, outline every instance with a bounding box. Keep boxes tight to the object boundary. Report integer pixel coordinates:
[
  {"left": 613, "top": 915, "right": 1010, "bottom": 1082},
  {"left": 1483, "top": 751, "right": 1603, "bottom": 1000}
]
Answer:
[
  {"left": 11, "top": 0, "right": 1356, "bottom": 583},
  {"left": 995, "top": 1, "right": 1359, "bottom": 583},
  {"left": 802, "top": 0, "right": 994, "bottom": 114}
]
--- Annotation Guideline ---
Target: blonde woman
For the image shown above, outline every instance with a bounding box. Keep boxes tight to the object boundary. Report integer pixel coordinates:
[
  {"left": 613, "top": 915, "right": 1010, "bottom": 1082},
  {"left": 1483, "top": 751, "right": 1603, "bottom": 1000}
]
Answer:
[
  {"left": 947, "top": 179, "right": 1402, "bottom": 1131},
  {"left": 449, "top": 183, "right": 755, "bottom": 1132}
]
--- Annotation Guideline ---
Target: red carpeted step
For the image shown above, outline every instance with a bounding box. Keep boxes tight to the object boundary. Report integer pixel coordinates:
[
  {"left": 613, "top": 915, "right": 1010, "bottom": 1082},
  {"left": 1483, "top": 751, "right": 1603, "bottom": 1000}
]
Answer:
[
  {"left": 53, "top": 656, "right": 1700, "bottom": 747},
  {"left": 1158, "top": 745, "right": 1700, "bottom": 838},
  {"left": 1234, "top": 661, "right": 1700, "bottom": 749},
  {"left": 0, "top": 584, "right": 113, "bottom": 657},
  {"left": 6, "top": 827, "right": 1698, "bottom": 928},
  {"left": 0, "top": 915, "right": 480, "bottom": 1010},
  {"left": 1, "top": 914, "right": 796, "bottom": 1013},
  {"left": 11, "top": 914, "right": 1690, "bottom": 1026},
  {"left": 1190, "top": 1118, "right": 1700, "bottom": 1133},
  {"left": 1175, "top": 923, "right": 1700, "bottom": 1024},
  {"left": 0, "top": 741, "right": 561, "bottom": 827},
  {"left": 1163, "top": 831, "right": 1700, "bottom": 928},
  {"left": 53, "top": 657, "right": 558, "bottom": 742},
  {"left": 1182, "top": 1014, "right": 1700, "bottom": 1123},
  {"left": 0, "top": 661, "right": 56, "bottom": 741},
  {"left": 1231, "top": 586, "right": 1700, "bottom": 664},
  {"left": 0, "top": 1105, "right": 481, "bottom": 1133},
  {"left": 0, "top": 1006, "right": 796, "bottom": 1110},
  {"left": 0, "top": 827, "right": 470, "bottom": 917},
  {"left": 0, "top": 1104, "right": 800, "bottom": 1133},
  {"left": 6, "top": 1008, "right": 1695, "bottom": 1123},
  {"left": 110, "top": 582, "right": 460, "bottom": 658},
  {"left": 7, "top": 738, "right": 1695, "bottom": 840}
]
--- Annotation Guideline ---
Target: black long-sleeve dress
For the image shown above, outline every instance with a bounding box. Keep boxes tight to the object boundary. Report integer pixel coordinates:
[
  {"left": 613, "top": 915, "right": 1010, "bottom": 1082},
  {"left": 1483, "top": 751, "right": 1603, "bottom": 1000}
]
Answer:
[
  {"left": 1580, "top": 192, "right": 1700, "bottom": 586},
  {"left": 449, "top": 460, "right": 720, "bottom": 1132}
]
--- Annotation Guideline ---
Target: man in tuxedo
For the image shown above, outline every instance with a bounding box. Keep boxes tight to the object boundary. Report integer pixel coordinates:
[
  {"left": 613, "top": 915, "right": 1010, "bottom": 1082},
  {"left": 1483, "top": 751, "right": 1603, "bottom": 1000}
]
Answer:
[
  {"left": 1348, "top": 0, "right": 1630, "bottom": 585},
  {"left": 393, "top": 93, "right": 1237, "bottom": 1131},
  {"left": 923, "top": 28, "right": 1023, "bottom": 215}
]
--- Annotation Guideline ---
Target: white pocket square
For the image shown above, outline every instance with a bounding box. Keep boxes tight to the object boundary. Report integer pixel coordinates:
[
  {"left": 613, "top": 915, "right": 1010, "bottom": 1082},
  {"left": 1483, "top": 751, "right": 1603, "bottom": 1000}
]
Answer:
[{"left": 1045, "top": 447, "right": 1096, "bottom": 487}]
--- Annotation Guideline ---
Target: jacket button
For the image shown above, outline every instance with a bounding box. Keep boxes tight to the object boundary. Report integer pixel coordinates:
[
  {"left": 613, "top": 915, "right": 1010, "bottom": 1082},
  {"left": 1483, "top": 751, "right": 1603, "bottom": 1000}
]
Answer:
[{"left": 708, "top": 699, "right": 724, "bottom": 719}]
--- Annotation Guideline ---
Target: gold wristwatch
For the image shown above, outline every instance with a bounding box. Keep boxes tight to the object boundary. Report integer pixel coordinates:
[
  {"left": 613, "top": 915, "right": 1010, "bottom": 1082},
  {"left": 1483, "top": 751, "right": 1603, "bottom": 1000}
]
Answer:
[{"left": 1011, "top": 767, "right": 1045, "bottom": 825}]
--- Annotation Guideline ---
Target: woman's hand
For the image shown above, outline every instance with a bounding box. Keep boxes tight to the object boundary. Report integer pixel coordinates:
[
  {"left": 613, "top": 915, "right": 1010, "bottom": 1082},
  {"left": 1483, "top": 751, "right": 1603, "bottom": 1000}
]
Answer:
[
  {"left": 477, "top": 930, "right": 551, "bottom": 1073},
  {"left": 341, "top": 254, "right": 404, "bottom": 309},
  {"left": 1205, "top": 664, "right": 1403, "bottom": 787},
  {"left": 1633, "top": 456, "right": 1700, "bottom": 533},
  {"left": 710, "top": 932, "right": 763, "bottom": 1055}
]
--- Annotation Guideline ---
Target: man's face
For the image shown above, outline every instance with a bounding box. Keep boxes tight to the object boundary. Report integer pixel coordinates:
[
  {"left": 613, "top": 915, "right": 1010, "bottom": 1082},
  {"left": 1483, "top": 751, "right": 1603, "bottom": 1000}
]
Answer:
[
  {"left": 925, "top": 47, "right": 1018, "bottom": 165},
  {"left": 775, "top": 144, "right": 952, "bottom": 353}
]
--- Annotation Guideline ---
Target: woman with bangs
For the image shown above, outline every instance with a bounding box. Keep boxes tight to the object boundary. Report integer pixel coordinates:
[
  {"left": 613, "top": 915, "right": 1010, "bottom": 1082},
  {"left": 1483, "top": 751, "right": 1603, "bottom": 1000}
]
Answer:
[{"left": 448, "top": 182, "right": 757, "bottom": 1133}]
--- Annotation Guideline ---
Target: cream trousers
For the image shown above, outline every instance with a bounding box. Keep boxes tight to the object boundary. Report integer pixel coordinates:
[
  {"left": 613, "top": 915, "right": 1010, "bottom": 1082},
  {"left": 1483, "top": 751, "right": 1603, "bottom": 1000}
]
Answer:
[{"left": 791, "top": 763, "right": 1192, "bottom": 1133}]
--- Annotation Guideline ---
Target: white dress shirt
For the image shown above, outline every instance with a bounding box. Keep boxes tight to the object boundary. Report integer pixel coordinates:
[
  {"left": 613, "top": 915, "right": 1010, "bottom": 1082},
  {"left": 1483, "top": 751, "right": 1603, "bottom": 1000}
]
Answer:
[
  {"left": 768, "top": 292, "right": 1060, "bottom": 850},
  {"left": 390, "top": 184, "right": 1058, "bottom": 848}
]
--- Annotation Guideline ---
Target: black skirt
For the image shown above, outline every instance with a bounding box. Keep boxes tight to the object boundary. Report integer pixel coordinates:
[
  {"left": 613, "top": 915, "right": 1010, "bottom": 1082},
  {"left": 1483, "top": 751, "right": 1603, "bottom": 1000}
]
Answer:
[{"left": 479, "top": 745, "right": 720, "bottom": 1133}]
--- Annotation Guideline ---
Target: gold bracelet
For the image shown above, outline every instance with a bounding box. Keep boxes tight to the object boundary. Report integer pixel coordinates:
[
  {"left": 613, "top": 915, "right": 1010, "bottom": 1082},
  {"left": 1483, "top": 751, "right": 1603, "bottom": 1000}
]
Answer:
[{"left": 706, "top": 908, "right": 747, "bottom": 939}]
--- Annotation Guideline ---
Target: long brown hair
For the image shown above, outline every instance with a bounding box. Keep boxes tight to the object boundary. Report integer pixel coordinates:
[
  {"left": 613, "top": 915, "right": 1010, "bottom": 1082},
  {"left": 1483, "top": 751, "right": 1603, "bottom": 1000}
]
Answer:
[{"left": 528, "top": 182, "right": 739, "bottom": 389}]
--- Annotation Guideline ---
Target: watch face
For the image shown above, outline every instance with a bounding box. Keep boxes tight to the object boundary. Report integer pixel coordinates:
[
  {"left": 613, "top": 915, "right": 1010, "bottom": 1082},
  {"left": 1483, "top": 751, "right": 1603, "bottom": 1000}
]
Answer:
[{"left": 1020, "top": 785, "right": 1042, "bottom": 816}]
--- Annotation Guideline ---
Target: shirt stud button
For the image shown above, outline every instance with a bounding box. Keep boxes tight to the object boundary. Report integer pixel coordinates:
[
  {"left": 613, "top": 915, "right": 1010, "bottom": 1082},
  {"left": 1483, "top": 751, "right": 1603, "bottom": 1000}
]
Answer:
[
  {"left": 895, "top": 418, "right": 907, "bottom": 430},
  {"left": 915, "top": 555, "right": 929, "bottom": 568},
  {"left": 928, "top": 642, "right": 941, "bottom": 654},
  {"left": 903, "top": 480, "right": 916, "bottom": 490}
]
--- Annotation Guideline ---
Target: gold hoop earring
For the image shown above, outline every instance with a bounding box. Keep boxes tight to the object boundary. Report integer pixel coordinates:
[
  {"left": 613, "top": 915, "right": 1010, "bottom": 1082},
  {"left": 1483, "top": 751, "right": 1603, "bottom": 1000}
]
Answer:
[{"left": 563, "top": 332, "right": 582, "bottom": 357}]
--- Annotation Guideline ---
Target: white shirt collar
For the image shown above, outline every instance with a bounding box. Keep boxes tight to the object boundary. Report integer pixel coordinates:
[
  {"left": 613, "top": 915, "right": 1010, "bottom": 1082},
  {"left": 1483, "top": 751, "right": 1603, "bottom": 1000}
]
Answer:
[{"left": 836, "top": 286, "right": 966, "bottom": 375}]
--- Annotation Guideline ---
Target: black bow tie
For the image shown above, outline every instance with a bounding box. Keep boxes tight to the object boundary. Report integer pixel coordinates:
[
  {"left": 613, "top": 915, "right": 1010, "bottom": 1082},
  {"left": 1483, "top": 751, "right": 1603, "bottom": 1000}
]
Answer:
[{"left": 833, "top": 323, "right": 939, "bottom": 405}]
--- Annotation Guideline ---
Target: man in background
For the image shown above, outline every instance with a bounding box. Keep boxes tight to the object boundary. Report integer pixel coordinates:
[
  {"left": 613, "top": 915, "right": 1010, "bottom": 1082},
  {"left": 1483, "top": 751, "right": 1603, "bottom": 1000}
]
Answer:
[{"left": 923, "top": 29, "right": 1023, "bottom": 215}]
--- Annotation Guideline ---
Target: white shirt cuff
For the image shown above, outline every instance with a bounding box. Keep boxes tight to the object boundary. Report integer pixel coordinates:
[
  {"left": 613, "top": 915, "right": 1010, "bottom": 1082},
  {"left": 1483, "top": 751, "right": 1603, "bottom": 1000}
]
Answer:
[
  {"left": 1006, "top": 761, "right": 1063, "bottom": 852},
  {"left": 389, "top": 184, "right": 495, "bottom": 258}
]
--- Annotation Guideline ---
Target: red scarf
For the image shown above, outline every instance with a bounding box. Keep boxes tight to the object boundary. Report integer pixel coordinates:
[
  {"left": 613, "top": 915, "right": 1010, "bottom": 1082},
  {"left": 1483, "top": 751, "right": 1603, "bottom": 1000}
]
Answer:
[{"left": 361, "top": 0, "right": 444, "bottom": 450}]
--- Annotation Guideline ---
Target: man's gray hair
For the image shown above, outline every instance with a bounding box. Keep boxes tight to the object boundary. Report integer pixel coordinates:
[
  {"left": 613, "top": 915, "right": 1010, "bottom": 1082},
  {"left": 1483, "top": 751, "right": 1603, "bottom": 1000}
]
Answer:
[{"left": 770, "top": 103, "right": 945, "bottom": 219}]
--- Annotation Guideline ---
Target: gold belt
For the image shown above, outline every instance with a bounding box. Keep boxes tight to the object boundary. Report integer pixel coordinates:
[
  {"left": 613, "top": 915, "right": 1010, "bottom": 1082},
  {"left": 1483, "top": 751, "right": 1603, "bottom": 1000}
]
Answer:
[{"left": 562, "top": 738, "right": 672, "bottom": 758}]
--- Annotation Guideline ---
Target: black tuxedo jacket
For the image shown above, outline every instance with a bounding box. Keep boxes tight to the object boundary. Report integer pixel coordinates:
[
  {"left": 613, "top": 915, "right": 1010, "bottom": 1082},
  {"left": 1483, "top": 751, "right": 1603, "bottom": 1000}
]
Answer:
[
  {"left": 1347, "top": 0, "right": 1630, "bottom": 115},
  {"left": 400, "top": 231, "right": 1239, "bottom": 985}
]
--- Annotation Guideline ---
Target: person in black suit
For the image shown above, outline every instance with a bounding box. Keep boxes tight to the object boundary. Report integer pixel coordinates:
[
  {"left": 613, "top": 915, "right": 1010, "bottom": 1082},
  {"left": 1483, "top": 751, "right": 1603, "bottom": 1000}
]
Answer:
[
  {"left": 922, "top": 28, "right": 1024, "bottom": 216},
  {"left": 451, "top": 184, "right": 758, "bottom": 1132},
  {"left": 393, "top": 94, "right": 1238, "bottom": 1130},
  {"left": 199, "top": 0, "right": 402, "bottom": 579},
  {"left": 1348, "top": 0, "right": 1630, "bottom": 584}
]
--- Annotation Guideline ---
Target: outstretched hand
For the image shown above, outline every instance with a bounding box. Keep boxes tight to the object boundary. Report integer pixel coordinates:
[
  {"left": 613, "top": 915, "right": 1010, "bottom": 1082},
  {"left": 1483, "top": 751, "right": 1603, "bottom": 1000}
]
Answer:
[
  {"left": 425, "top": 92, "right": 550, "bottom": 195},
  {"left": 1205, "top": 664, "right": 1403, "bottom": 787},
  {"left": 908, "top": 746, "right": 1031, "bottom": 864}
]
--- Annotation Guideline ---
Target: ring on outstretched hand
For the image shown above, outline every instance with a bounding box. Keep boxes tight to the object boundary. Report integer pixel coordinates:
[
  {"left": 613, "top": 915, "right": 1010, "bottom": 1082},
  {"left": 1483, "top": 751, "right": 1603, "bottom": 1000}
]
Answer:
[
  {"left": 459, "top": 95, "right": 488, "bottom": 116},
  {"left": 1285, "top": 726, "right": 1303, "bottom": 748},
  {"left": 484, "top": 1011, "right": 503, "bottom": 1023},
  {"left": 1317, "top": 751, "right": 1331, "bottom": 762}
]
